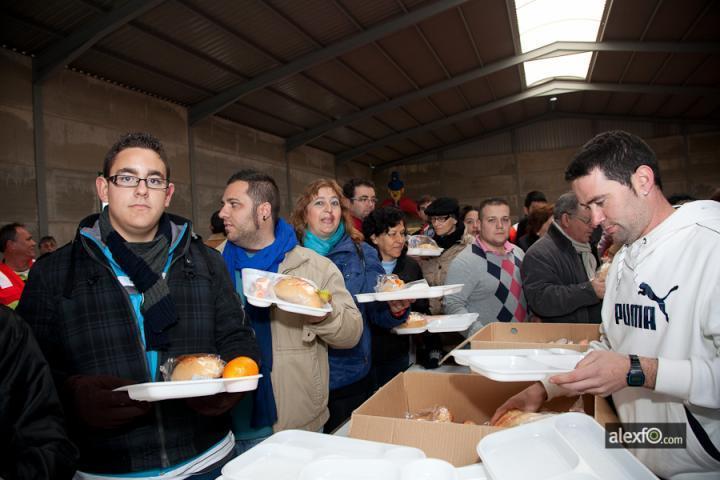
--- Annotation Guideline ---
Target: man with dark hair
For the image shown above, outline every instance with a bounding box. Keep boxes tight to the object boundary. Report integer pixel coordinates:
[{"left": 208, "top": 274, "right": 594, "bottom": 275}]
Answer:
[
  {"left": 38, "top": 235, "right": 58, "bottom": 255},
  {"left": 445, "top": 198, "right": 527, "bottom": 335},
  {"left": 513, "top": 190, "right": 548, "bottom": 240},
  {"left": 0, "top": 305, "right": 78, "bottom": 478},
  {"left": 493, "top": 130, "right": 720, "bottom": 478},
  {"left": 521, "top": 192, "right": 603, "bottom": 324},
  {"left": 342, "top": 178, "right": 377, "bottom": 231},
  {"left": 219, "top": 169, "right": 362, "bottom": 452},
  {"left": 18, "top": 132, "right": 259, "bottom": 478},
  {"left": 0, "top": 222, "right": 36, "bottom": 308}
]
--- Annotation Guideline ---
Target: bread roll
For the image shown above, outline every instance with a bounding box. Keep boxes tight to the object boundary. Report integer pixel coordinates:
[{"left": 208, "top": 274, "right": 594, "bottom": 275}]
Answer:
[
  {"left": 171, "top": 355, "right": 225, "bottom": 381},
  {"left": 379, "top": 276, "right": 405, "bottom": 292},
  {"left": 397, "top": 312, "right": 427, "bottom": 329},
  {"left": 273, "top": 277, "right": 324, "bottom": 308},
  {"left": 492, "top": 409, "right": 552, "bottom": 428}
]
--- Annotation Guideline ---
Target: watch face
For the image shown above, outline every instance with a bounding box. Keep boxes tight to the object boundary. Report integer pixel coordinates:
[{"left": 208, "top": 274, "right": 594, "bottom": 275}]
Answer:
[{"left": 628, "top": 372, "right": 645, "bottom": 387}]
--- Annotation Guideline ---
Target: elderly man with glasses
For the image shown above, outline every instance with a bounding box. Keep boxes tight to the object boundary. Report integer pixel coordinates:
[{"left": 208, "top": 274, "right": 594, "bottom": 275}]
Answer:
[{"left": 519, "top": 191, "right": 604, "bottom": 324}]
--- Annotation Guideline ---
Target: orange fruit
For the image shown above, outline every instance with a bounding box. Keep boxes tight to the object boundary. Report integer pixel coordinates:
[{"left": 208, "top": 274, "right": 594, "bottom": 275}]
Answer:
[{"left": 222, "top": 356, "right": 259, "bottom": 378}]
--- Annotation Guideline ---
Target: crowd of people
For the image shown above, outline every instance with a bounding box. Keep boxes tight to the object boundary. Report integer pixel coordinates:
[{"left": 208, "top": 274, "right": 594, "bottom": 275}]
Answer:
[{"left": 1, "top": 129, "right": 718, "bottom": 479}]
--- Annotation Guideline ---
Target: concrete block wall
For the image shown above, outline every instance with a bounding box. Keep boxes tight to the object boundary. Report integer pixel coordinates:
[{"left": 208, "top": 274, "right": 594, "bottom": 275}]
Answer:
[
  {"left": 0, "top": 49, "right": 344, "bottom": 248},
  {"left": 374, "top": 126, "right": 720, "bottom": 219}
]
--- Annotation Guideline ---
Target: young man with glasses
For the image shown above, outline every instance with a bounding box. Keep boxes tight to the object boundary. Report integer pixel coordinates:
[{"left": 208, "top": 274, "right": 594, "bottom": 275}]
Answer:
[
  {"left": 520, "top": 191, "right": 604, "bottom": 324},
  {"left": 18, "top": 132, "right": 259, "bottom": 479},
  {"left": 342, "top": 178, "right": 377, "bottom": 232}
]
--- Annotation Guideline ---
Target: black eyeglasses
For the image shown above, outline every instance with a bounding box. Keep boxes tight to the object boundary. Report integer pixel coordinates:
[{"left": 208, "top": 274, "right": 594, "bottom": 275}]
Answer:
[
  {"left": 430, "top": 215, "right": 452, "bottom": 224},
  {"left": 108, "top": 175, "right": 169, "bottom": 190},
  {"left": 351, "top": 196, "right": 378, "bottom": 204}
]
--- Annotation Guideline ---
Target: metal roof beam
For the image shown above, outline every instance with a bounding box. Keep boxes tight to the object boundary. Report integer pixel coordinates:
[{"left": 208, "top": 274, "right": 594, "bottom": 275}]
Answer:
[
  {"left": 32, "top": 0, "right": 166, "bottom": 84},
  {"left": 187, "top": 0, "right": 467, "bottom": 125},
  {"left": 288, "top": 40, "right": 720, "bottom": 151},
  {"left": 335, "top": 79, "right": 720, "bottom": 163},
  {"left": 375, "top": 111, "right": 720, "bottom": 170}
]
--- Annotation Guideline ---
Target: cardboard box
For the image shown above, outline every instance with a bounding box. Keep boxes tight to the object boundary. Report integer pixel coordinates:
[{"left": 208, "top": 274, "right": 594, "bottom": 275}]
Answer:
[
  {"left": 469, "top": 322, "right": 601, "bottom": 352},
  {"left": 349, "top": 371, "right": 606, "bottom": 467}
]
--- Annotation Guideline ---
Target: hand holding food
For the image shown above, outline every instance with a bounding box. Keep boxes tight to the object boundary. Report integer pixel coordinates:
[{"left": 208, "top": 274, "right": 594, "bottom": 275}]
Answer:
[{"left": 273, "top": 276, "right": 331, "bottom": 308}]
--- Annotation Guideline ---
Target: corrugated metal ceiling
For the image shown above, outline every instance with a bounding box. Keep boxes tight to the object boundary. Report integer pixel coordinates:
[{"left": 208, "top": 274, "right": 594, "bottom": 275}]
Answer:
[{"left": 1, "top": 0, "right": 718, "bottom": 168}]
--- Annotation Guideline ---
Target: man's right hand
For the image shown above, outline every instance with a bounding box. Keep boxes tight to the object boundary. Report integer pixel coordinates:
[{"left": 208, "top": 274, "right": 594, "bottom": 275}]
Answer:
[
  {"left": 64, "top": 374, "right": 152, "bottom": 429},
  {"left": 489, "top": 381, "right": 548, "bottom": 425},
  {"left": 590, "top": 276, "right": 606, "bottom": 299}
]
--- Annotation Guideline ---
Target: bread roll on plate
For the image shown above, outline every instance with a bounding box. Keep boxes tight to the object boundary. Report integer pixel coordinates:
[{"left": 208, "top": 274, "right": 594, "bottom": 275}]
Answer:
[{"left": 170, "top": 355, "right": 225, "bottom": 381}]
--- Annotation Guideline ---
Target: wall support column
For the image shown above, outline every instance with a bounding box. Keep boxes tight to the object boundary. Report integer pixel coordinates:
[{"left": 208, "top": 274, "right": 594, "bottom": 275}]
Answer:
[{"left": 32, "top": 83, "right": 48, "bottom": 237}]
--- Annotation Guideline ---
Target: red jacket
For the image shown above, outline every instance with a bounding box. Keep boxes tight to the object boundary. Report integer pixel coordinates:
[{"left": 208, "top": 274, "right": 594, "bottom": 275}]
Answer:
[{"left": 0, "top": 261, "right": 31, "bottom": 308}]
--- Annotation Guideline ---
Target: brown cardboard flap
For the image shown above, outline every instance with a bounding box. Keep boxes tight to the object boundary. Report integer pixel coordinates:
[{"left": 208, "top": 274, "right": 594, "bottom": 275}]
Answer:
[
  {"left": 349, "top": 372, "right": 601, "bottom": 467},
  {"left": 469, "top": 322, "right": 601, "bottom": 351}
]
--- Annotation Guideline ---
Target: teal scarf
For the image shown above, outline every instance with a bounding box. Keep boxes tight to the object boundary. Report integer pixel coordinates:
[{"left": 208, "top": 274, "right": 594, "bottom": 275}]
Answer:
[{"left": 303, "top": 222, "right": 346, "bottom": 257}]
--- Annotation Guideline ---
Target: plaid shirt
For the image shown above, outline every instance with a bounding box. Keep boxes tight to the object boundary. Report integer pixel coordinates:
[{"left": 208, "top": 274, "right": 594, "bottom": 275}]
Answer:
[{"left": 17, "top": 213, "right": 259, "bottom": 474}]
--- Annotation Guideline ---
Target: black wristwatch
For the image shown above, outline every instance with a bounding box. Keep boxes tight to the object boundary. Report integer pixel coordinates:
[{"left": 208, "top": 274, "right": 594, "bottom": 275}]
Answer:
[{"left": 626, "top": 354, "right": 645, "bottom": 387}]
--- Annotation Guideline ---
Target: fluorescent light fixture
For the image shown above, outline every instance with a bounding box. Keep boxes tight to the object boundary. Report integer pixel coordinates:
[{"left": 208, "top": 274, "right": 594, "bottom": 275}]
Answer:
[{"left": 515, "top": 0, "right": 605, "bottom": 87}]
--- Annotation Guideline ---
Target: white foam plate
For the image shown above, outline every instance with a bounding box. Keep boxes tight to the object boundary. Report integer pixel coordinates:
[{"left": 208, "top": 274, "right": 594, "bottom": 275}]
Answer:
[
  {"left": 455, "top": 464, "right": 488, "bottom": 480},
  {"left": 467, "top": 354, "right": 583, "bottom": 381},
  {"left": 451, "top": 348, "right": 579, "bottom": 366},
  {"left": 243, "top": 268, "right": 331, "bottom": 318},
  {"left": 478, "top": 413, "right": 658, "bottom": 480},
  {"left": 114, "top": 375, "right": 261, "bottom": 401},
  {"left": 393, "top": 313, "right": 479, "bottom": 335},
  {"left": 407, "top": 247, "right": 444, "bottom": 257},
  {"left": 356, "top": 284, "right": 463, "bottom": 303},
  {"left": 222, "top": 430, "right": 431, "bottom": 480}
]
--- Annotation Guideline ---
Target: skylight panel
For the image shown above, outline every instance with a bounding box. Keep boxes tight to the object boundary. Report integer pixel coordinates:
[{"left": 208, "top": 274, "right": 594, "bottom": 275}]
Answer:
[{"left": 515, "top": 0, "right": 605, "bottom": 87}]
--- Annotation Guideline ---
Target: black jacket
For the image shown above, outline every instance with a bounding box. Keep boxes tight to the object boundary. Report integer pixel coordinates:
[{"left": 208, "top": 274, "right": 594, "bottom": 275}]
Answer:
[
  {"left": 520, "top": 223, "right": 602, "bottom": 324},
  {"left": 0, "top": 306, "right": 78, "bottom": 479},
  {"left": 371, "top": 253, "right": 429, "bottom": 363},
  {"left": 17, "top": 214, "right": 259, "bottom": 474}
]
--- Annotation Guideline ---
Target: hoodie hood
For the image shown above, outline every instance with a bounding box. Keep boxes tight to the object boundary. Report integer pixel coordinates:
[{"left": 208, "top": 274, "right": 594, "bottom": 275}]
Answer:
[{"left": 619, "top": 200, "right": 720, "bottom": 273}]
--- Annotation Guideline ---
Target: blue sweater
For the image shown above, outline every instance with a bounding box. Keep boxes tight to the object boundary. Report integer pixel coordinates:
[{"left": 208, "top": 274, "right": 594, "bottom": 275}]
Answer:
[{"left": 326, "top": 234, "right": 407, "bottom": 389}]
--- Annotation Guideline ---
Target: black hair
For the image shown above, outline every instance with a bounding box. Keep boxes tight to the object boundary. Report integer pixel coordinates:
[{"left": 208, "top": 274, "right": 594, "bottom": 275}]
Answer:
[
  {"left": 362, "top": 207, "right": 405, "bottom": 245},
  {"left": 478, "top": 198, "right": 509, "bottom": 219},
  {"left": 342, "top": 178, "right": 375, "bottom": 200},
  {"left": 0, "top": 222, "right": 24, "bottom": 253},
  {"left": 565, "top": 130, "right": 662, "bottom": 190},
  {"left": 523, "top": 191, "right": 547, "bottom": 209},
  {"left": 39, "top": 235, "right": 56, "bottom": 245},
  {"left": 103, "top": 132, "right": 170, "bottom": 180},
  {"left": 460, "top": 205, "right": 477, "bottom": 221},
  {"left": 226, "top": 169, "right": 281, "bottom": 224},
  {"left": 210, "top": 210, "right": 225, "bottom": 234}
]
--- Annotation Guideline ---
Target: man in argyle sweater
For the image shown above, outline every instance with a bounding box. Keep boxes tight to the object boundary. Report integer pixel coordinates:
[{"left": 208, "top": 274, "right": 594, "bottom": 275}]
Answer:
[{"left": 444, "top": 197, "right": 528, "bottom": 336}]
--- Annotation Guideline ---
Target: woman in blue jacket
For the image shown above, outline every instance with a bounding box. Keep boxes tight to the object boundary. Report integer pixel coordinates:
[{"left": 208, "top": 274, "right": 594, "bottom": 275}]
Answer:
[{"left": 290, "top": 179, "right": 410, "bottom": 433}]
